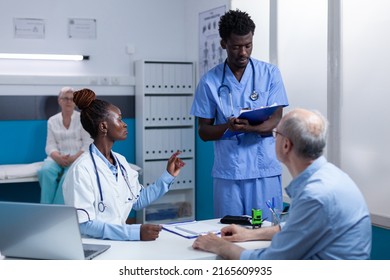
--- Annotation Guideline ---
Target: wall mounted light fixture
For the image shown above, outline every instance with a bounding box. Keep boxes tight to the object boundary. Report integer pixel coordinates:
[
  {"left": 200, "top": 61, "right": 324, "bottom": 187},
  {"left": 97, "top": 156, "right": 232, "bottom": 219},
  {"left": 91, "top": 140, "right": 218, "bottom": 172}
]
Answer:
[{"left": 0, "top": 53, "right": 89, "bottom": 61}]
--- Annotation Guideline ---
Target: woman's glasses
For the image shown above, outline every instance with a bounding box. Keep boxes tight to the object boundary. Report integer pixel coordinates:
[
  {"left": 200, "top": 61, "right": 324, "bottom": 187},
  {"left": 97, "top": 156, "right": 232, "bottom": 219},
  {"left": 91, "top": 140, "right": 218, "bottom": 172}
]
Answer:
[{"left": 60, "top": 97, "right": 74, "bottom": 102}]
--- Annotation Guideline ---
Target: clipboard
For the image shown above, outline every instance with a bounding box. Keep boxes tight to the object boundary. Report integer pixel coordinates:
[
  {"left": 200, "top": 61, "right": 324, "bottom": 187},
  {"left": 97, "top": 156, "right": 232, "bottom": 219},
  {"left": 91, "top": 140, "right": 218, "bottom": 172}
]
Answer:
[
  {"left": 221, "top": 104, "right": 286, "bottom": 139},
  {"left": 162, "top": 221, "right": 221, "bottom": 239}
]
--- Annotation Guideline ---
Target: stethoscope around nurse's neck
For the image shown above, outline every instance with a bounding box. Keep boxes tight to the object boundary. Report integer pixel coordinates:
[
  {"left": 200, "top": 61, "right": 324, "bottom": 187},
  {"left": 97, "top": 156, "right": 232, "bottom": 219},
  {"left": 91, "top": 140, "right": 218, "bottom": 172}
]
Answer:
[
  {"left": 89, "top": 144, "right": 139, "bottom": 213},
  {"left": 218, "top": 58, "right": 259, "bottom": 119}
]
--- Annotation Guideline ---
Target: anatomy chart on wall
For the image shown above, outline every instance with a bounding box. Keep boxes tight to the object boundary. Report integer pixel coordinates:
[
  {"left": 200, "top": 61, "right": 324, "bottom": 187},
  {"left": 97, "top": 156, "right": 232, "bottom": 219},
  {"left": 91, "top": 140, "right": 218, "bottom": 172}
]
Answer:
[{"left": 198, "top": 5, "right": 227, "bottom": 78}]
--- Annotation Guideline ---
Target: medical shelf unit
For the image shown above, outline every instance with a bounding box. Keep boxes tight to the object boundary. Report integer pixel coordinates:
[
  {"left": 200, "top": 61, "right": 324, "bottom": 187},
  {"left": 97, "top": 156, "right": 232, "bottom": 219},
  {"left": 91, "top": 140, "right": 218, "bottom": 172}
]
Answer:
[{"left": 135, "top": 60, "right": 196, "bottom": 224}]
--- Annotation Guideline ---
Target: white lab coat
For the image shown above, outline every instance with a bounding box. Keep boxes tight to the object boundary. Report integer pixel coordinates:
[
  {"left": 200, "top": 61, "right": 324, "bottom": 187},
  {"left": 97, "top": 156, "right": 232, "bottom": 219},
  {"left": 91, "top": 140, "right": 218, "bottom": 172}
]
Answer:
[{"left": 63, "top": 151, "right": 142, "bottom": 225}]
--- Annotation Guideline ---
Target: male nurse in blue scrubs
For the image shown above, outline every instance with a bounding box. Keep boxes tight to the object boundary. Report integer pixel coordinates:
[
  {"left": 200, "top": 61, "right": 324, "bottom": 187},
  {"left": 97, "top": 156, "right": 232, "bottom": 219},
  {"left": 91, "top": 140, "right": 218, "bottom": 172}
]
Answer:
[{"left": 190, "top": 9, "right": 288, "bottom": 220}]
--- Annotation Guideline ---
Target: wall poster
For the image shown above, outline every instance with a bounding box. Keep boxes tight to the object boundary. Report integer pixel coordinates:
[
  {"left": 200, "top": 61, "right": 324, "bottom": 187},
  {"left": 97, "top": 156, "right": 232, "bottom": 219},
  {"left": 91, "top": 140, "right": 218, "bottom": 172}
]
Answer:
[
  {"left": 198, "top": 6, "right": 227, "bottom": 78},
  {"left": 14, "top": 18, "right": 45, "bottom": 39}
]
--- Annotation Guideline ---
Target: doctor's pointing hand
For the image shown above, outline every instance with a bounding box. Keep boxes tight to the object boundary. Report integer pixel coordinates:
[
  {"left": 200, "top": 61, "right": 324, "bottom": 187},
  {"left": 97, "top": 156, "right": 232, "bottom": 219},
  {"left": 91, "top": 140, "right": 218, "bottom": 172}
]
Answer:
[{"left": 166, "top": 150, "right": 186, "bottom": 177}]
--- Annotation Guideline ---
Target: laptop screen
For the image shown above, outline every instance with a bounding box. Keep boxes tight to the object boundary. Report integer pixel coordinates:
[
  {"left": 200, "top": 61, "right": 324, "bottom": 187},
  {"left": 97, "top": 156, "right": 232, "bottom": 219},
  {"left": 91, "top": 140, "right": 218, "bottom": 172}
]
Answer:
[{"left": 0, "top": 201, "right": 110, "bottom": 260}]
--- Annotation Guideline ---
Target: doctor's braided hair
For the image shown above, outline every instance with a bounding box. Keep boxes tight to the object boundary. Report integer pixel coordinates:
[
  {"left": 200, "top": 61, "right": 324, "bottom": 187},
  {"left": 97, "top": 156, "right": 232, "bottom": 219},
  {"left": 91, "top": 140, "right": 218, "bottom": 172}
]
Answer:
[
  {"left": 218, "top": 9, "right": 255, "bottom": 41},
  {"left": 73, "top": 88, "right": 110, "bottom": 139}
]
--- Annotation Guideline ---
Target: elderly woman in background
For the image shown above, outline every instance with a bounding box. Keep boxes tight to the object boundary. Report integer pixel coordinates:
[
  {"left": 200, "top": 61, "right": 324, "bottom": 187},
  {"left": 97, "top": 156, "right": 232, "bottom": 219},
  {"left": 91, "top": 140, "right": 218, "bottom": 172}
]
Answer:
[{"left": 38, "top": 87, "right": 92, "bottom": 204}]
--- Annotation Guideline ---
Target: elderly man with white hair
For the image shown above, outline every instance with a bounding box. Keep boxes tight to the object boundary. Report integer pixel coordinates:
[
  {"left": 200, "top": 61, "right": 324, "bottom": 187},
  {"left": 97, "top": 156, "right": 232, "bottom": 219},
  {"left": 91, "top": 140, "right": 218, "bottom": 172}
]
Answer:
[{"left": 193, "top": 108, "right": 372, "bottom": 260}]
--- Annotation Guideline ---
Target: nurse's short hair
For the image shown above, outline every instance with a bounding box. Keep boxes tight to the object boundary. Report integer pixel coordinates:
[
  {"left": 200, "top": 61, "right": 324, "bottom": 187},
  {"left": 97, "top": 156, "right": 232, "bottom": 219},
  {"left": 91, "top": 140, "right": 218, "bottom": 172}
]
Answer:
[{"left": 219, "top": 9, "right": 256, "bottom": 41}]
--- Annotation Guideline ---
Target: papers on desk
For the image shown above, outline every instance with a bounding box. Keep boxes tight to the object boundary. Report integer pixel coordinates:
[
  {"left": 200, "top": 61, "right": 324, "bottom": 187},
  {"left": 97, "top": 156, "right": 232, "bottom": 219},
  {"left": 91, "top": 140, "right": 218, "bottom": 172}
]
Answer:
[
  {"left": 221, "top": 104, "right": 286, "bottom": 139},
  {"left": 162, "top": 221, "right": 221, "bottom": 239}
]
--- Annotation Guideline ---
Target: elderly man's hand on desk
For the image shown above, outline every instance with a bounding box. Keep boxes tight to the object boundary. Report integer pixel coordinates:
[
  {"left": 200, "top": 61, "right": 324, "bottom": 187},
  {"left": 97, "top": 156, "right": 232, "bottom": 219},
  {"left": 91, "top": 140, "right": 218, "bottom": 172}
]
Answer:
[
  {"left": 222, "top": 224, "right": 280, "bottom": 242},
  {"left": 140, "top": 224, "right": 162, "bottom": 241},
  {"left": 220, "top": 224, "right": 255, "bottom": 242},
  {"left": 192, "top": 224, "right": 280, "bottom": 259},
  {"left": 192, "top": 232, "right": 245, "bottom": 260}
]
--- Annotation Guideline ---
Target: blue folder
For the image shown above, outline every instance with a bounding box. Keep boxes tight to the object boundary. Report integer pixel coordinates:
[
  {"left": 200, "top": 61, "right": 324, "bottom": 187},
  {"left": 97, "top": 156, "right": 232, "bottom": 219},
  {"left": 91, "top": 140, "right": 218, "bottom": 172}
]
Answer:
[{"left": 222, "top": 104, "right": 286, "bottom": 139}]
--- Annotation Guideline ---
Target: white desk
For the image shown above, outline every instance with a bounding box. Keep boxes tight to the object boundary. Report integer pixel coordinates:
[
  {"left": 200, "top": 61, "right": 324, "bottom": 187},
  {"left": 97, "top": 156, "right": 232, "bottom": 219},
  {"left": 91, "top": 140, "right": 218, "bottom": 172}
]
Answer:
[{"left": 84, "top": 219, "right": 271, "bottom": 260}]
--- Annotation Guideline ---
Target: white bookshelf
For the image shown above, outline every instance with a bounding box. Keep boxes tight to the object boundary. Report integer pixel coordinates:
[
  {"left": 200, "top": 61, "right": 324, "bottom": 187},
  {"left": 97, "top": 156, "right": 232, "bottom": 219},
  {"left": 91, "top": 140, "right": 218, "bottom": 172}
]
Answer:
[{"left": 135, "top": 60, "right": 195, "bottom": 224}]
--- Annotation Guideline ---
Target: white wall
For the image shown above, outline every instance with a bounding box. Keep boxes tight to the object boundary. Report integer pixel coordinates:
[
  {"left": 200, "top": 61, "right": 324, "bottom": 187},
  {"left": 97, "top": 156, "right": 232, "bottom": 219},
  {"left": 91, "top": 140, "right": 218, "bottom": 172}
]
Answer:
[
  {"left": 184, "top": 0, "right": 230, "bottom": 77},
  {"left": 231, "top": 0, "right": 270, "bottom": 62},
  {"left": 276, "top": 0, "right": 328, "bottom": 193},
  {"left": 341, "top": 0, "right": 390, "bottom": 226},
  {"left": 0, "top": 0, "right": 268, "bottom": 94},
  {"left": 0, "top": 0, "right": 191, "bottom": 95},
  {"left": 274, "top": 0, "right": 390, "bottom": 227},
  {"left": 0, "top": 0, "right": 192, "bottom": 76},
  {"left": 277, "top": 0, "right": 328, "bottom": 115}
]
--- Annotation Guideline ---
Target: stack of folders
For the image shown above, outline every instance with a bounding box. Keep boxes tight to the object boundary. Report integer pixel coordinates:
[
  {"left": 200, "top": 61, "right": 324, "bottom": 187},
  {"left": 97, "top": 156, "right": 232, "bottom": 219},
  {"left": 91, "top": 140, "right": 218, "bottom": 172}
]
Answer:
[{"left": 162, "top": 221, "right": 222, "bottom": 239}]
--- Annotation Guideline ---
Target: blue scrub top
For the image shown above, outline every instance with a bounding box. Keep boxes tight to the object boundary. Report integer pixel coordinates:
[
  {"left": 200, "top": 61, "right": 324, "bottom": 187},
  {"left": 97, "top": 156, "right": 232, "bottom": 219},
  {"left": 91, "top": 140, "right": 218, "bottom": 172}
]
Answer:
[{"left": 191, "top": 58, "right": 288, "bottom": 180}]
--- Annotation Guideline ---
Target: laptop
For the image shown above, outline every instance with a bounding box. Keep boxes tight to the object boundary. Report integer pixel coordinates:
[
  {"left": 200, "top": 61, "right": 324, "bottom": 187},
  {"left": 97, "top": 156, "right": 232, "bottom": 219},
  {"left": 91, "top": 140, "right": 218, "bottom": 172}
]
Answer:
[{"left": 0, "top": 201, "right": 110, "bottom": 260}]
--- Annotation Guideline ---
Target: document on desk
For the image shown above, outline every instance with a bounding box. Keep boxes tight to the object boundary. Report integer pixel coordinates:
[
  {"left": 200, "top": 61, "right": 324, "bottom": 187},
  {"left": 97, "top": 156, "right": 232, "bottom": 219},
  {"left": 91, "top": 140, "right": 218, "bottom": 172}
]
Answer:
[
  {"left": 222, "top": 104, "right": 286, "bottom": 139},
  {"left": 162, "top": 221, "right": 221, "bottom": 239}
]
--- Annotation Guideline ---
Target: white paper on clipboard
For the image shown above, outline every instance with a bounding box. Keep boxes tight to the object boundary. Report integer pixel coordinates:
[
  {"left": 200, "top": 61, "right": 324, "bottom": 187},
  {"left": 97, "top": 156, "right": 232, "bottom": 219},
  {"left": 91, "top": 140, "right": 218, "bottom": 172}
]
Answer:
[{"left": 162, "top": 221, "right": 221, "bottom": 239}]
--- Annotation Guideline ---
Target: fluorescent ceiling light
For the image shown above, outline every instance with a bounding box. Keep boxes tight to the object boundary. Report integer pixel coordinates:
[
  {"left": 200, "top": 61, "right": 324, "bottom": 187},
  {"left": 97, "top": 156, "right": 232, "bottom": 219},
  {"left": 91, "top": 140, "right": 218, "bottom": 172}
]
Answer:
[{"left": 0, "top": 53, "right": 89, "bottom": 61}]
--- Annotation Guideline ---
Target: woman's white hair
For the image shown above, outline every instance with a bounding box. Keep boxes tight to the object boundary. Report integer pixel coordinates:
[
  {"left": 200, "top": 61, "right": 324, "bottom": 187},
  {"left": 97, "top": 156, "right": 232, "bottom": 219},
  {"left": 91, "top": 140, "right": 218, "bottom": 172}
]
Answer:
[{"left": 58, "top": 87, "right": 75, "bottom": 98}]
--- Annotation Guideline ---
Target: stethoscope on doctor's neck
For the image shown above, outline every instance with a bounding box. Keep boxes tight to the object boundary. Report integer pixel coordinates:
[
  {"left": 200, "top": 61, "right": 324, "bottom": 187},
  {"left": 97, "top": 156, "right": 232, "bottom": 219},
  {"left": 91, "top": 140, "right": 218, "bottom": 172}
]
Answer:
[
  {"left": 218, "top": 58, "right": 259, "bottom": 119},
  {"left": 89, "top": 144, "right": 139, "bottom": 213}
]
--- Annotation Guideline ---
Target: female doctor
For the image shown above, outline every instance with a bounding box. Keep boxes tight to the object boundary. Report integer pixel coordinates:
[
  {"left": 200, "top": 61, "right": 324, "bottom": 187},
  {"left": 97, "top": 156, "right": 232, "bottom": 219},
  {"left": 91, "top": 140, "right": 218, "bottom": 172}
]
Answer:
[{"left": 62, "top": 88, "right": 185, "bottom": 241}]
